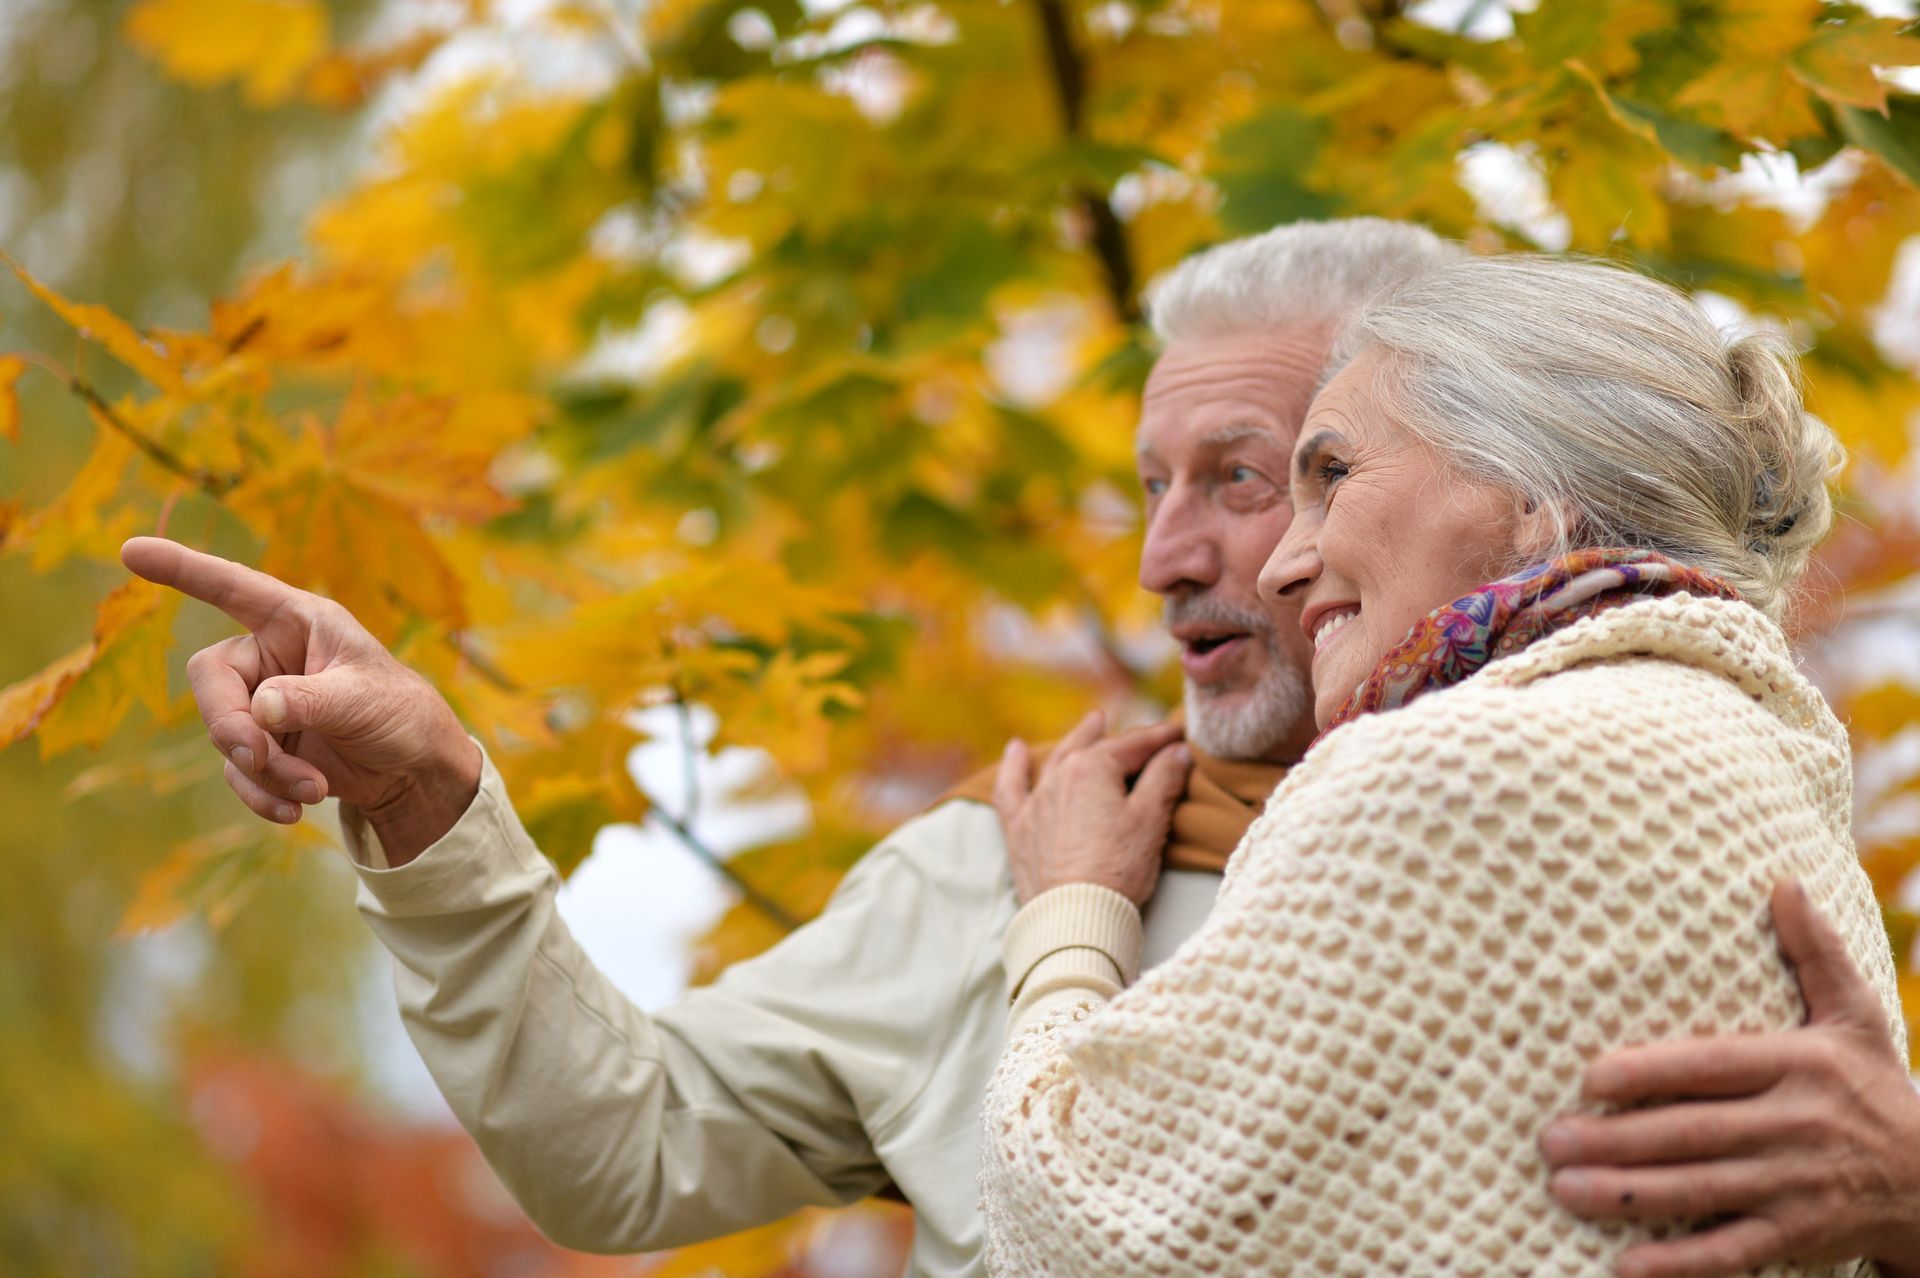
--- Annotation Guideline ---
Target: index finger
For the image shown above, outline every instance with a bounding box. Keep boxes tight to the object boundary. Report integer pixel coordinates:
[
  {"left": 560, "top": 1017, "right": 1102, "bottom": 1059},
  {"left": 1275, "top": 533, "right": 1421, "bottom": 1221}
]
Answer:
[
  {"left": 1095, "top": 720, "right": 1185, "bottom": 776},
  {"left": 122, "top": 537, "right": 299, "bottom": 633}
]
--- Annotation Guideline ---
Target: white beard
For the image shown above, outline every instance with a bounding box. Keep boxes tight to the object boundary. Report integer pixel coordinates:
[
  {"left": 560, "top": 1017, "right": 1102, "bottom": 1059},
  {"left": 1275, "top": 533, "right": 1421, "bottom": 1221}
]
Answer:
[{"left": 1182, "top": 654, "right": 1312, "bottom": 761}]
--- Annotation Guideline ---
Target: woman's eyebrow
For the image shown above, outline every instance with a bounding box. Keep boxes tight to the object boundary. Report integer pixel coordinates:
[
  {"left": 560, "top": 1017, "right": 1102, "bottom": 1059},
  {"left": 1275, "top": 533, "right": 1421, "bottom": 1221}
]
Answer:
[{"left": 1294, "top": 428, "right": 1345, "bottom": 478}]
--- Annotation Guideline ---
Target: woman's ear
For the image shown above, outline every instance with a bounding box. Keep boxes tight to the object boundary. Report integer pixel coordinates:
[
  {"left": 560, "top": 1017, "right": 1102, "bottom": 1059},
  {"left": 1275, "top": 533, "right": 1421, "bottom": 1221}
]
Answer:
[{"left": 1512, "top": 493, "right": 1570, "bottom": 561}]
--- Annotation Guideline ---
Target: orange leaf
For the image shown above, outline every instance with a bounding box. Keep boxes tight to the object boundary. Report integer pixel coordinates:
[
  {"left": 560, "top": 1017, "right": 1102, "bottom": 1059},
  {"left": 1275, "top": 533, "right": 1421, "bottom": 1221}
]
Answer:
[
  {"left": 0, "top": 644, "right": 95, "bottom": 752},
  {"left": 0, "top": 354, "right": 26, "bottom": 443},
  {"left": 0, "top": 578, "right": 177, "bottom": 755},
  {"left": 226, "top": 417, "right": 469, "bottom": 640},
  {"left": 3, "top": 255, "right": 188, "bottom": 394}
]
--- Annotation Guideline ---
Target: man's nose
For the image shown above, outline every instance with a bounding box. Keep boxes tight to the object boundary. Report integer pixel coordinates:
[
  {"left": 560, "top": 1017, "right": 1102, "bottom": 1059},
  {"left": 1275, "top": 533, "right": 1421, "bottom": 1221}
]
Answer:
[
  {"left": 1258, "top": 513, "right": 1320, "bottom": 605},
  {"left": 1138, "top": 489, "right": 1222, "bottom": 596}
]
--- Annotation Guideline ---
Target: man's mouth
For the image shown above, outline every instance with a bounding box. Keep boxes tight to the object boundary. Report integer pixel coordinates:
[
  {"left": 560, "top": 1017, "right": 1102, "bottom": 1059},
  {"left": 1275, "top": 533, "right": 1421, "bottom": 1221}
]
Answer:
[{"left": 1178, "top": 631, "right": 1249, "bottom": 679}]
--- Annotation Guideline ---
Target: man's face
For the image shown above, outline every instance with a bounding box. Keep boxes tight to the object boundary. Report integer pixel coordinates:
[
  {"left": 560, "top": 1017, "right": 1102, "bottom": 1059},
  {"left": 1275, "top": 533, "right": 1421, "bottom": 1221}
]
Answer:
[{"left": 1136, "top": 325, "right": 1330, "bottom": 763}]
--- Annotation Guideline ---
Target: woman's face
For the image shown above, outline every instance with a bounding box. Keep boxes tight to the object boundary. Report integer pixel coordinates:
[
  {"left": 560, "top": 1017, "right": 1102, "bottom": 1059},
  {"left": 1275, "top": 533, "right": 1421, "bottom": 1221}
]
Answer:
[{"left": 1258, "top": 350, "right": 1549, "bottom": 729}]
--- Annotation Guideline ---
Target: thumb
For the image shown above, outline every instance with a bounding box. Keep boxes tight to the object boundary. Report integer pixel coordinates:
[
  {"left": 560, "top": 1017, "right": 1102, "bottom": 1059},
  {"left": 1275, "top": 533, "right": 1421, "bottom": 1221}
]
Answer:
[
  {"left": 1772, "top": 879, "right": 1883, "bottom": 1030},
  {"left": 992, "top": 738, "right": 1031, "bottom": 821},
  {"left": 1128, "top": 742, "right": 1192, "bottom": 820},
  {"left": 252, "top": 668, "right": 361, "bottom": 736}
]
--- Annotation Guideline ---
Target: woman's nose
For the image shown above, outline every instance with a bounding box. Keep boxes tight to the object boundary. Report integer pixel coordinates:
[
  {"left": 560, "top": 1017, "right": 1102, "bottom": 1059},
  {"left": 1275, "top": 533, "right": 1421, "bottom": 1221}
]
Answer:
[{"left": 1259, "top": 518, "right": 1320, "bottom": 604}]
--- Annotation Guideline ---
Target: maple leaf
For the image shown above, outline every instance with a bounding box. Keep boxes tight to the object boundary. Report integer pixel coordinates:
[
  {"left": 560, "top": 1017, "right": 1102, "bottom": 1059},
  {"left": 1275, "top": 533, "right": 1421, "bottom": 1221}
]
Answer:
[{"left": 5, "top": 256, "right": 190, "bottom": 395}]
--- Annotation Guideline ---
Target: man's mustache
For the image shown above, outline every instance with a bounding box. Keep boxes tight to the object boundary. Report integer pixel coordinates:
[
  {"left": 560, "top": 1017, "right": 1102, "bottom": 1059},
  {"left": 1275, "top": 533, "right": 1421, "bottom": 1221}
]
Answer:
[{"left": 1163, "top": 596, "right": 1276, "bottom": 642}]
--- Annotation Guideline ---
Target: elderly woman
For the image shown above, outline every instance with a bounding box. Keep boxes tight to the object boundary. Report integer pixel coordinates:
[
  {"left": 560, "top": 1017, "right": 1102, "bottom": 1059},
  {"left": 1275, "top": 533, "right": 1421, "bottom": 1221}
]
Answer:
[{"left": 979, "top": 255, "right": 1909, "bottom": 1276}]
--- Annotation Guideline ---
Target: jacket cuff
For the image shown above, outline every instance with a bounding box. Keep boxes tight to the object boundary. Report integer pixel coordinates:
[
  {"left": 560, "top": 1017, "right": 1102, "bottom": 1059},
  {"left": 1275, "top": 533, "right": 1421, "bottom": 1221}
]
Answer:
[
  {"left": 338, "top": 738, "right": 551, "bottom": 916},
  {"left": 1002, "top": 883, "right": 1142, "bottom": 1022}
]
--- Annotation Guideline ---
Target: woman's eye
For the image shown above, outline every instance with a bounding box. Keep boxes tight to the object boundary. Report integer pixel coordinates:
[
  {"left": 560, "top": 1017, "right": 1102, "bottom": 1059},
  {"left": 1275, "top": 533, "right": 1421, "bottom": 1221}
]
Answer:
[{"left": 1316, "top": 459, "right": 1350, "bottom": 485}]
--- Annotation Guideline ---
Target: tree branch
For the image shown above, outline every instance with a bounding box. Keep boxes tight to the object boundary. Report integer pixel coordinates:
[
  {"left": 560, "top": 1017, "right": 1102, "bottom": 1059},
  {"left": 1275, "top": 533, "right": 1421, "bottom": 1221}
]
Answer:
[
  {"left": 649, "top": 803, "right": 800, "bottom": 931},
  {"left": 1032, "top": 0, "right": 1140, "bottom": 325},
  {"left": 440, "top": 630, "right": 799, "bottom": 932},
  {"left": 68, "top": 376, "right": 240, "bottom": 497}
]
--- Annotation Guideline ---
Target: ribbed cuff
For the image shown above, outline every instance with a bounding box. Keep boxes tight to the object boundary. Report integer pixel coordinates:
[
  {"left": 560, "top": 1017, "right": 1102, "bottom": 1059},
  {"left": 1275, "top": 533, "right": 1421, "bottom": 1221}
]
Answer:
[
  {"left": 1002, "top": 882, "right": 1143, "bottom": 1020},
  {"left": 337, "top": 738, "right": 552, "bottom": 916}
]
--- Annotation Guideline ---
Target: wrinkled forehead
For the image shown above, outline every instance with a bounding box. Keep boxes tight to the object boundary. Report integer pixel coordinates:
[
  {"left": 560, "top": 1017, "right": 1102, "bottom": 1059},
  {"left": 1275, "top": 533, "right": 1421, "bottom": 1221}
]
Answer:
[{"left": 1136, "top": 325, "right": 1335, "bottom": 458}]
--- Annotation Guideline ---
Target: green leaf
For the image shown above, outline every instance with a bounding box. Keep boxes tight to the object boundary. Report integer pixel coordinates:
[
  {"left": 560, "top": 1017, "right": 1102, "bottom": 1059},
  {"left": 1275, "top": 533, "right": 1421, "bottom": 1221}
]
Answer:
[
  {"left": 1837, "top": 94, "right": 1920, "bottom": 187},
  {"left": 656, "top": 0, "right": 807, "bottom": 82},
  {"left": 1209, "top": 106, "right": 1340, "bottom": 235},
  {"left": 1606, "top": 94, "right": 1747, "bottom": 170}
]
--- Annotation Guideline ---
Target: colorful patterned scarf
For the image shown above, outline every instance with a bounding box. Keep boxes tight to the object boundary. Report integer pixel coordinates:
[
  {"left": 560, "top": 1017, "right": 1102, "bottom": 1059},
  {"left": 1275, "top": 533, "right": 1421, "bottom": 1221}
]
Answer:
[{"left": 1321, "top": 548, "right": 1741, "bottom": 736}]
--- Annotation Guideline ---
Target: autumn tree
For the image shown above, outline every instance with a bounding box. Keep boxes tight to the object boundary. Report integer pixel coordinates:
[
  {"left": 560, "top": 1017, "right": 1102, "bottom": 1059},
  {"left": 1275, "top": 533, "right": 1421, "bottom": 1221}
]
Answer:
[{"left": 6, "top": 0, "right": 1920, "bottom": 1273}]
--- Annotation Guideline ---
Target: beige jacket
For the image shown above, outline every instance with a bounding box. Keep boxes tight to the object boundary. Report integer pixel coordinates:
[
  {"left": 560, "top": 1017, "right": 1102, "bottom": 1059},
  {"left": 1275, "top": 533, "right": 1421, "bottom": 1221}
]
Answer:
[
  {"left": 342, "top": 775, "right": 1223, "bottom": 1275},
  {"left": 982, "top": 595, "right": 1904, "bottom": 1277}
]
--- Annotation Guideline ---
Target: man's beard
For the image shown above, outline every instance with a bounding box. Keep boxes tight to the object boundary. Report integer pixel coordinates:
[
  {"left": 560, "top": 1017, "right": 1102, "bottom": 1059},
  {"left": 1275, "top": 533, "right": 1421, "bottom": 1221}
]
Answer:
[{"left": 1167, "top": 596, "right": 1313, "bottom": 762}]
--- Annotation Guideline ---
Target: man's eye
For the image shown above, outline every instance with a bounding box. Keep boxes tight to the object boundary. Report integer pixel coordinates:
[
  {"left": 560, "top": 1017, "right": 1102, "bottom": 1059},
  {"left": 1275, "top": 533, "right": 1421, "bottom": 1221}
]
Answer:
[
  {"left": 1142, "top": 477, "right": 1167, "bottom": 497},
  {"left": 1228, "top": 465, "right": 1258, "bottom": 484}
]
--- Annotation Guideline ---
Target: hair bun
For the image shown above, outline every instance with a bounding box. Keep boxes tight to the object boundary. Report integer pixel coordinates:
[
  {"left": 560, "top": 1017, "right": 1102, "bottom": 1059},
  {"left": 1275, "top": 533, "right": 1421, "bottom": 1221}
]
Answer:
[{"left": 1722, "top": 331, "right": 1843, "bottom": 605}]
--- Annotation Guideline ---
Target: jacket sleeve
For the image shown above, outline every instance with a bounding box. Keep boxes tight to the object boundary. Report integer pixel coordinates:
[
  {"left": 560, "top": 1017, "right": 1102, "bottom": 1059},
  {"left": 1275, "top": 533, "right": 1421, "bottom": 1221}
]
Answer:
[
  {"left": 979, "top": 667, "right": 1898, "bottom": 1277},
  {"left": 344, "top": 742, "right": 970, "bottom": 1253}
]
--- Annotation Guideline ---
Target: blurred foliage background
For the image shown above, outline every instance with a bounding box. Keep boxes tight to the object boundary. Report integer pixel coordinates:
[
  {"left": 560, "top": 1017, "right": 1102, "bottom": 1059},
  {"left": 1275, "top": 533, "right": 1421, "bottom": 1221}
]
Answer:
[{"left": 5, "top": 0, "right": 1920, "bottom": 1274}]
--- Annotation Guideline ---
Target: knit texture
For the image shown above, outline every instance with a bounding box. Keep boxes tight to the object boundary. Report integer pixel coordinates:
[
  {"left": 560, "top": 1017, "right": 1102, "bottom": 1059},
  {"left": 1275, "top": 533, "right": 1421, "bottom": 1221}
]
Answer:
[{"left": 981, "top": 595, "right": 1904, "bottom": 1277}]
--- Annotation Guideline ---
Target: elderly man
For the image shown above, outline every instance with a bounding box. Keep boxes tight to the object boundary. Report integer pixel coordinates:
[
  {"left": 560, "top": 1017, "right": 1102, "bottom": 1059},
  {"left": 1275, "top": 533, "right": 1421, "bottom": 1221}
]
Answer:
[{"left": 124, "top": 218, "right": 1920, "bottom": 1277}]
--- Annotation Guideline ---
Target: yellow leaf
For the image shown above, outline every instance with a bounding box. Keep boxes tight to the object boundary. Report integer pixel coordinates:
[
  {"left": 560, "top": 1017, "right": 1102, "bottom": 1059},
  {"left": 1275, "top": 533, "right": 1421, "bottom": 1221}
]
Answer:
[
  {"left": 123, "top": 0, "right": 329, "bottom": 107},
  {"left": 21, "top": 421, "right": 141, "bottom": 572},
  {"left": 329, "top": 386, "right": 523, "bottom": 522},
  {"left": 4, "top": 255, "right": 189, "bottom": 394},
  {"left": 0, "top": 354, "right": 26, "bottom": 443},
  {"left": 1848, "top": 684, "right": 1920, "bottom": 742},
  {"left": 1676, "top": 60, "right": 1823, "bottom": 143},
  {"left": 1791, "top": 19, "right": 1920, "bottom": 113}
]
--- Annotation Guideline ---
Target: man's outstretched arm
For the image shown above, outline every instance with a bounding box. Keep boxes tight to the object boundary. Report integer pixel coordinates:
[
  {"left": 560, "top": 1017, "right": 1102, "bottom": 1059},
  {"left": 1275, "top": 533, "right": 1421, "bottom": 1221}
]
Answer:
[
  {"left": 1542, "top": 880, "right": 1920, "bottom": 1278},
  {"left": 122, "top": 536, "right": 923, "bottom": 1250}
]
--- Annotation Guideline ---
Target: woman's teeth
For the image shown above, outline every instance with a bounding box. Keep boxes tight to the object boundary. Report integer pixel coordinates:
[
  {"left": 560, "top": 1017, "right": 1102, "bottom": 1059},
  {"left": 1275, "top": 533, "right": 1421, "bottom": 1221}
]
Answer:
[{"left": 1313, "top": 610, "right": 1358, "bottom": 653}]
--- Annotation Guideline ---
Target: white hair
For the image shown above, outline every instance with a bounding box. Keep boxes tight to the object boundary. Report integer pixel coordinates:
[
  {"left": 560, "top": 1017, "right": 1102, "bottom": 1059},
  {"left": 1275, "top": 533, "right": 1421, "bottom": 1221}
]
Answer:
[
  {"left": 1329, "top": 254, "right": 1842, "bottom": 622},
  {"left": 1145, "top": 218, "right": 1466, "bottom": 343}
]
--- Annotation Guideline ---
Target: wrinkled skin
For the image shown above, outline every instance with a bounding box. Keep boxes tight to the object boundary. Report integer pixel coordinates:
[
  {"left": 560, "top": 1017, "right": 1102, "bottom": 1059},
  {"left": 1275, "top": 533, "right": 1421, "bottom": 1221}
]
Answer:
[{"left": 122, "top": 536, "right": 479, "bottom": 864}]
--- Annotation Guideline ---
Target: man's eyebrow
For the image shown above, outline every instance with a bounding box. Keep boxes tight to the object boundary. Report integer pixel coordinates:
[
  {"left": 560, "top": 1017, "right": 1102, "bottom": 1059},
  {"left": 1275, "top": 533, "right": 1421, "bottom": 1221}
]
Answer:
[
  {"left": 1135, "top": 422, "right": 1283, "bottom": 460},
  {"left": 1294, "top": 428, "right": 1345, "bottom": 478}
]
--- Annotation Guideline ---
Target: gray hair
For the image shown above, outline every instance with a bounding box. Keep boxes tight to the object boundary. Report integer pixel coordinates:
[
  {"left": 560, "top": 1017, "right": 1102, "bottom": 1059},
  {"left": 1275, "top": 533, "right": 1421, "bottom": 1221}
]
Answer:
[
  {"left": 1146, "top": 218, "right": 1466, "bottom": 343},
  {"left": 1329, "top": 254, "right": 1841, "bottom": 622}
]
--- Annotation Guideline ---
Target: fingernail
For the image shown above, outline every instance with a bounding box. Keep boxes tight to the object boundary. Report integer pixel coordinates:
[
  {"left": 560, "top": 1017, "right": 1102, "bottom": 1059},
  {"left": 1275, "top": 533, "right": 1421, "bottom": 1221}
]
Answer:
[
  {"left": 1548, "top": 1168, "right": 1589, "bottom": 1200},
  {"left": 1538, "top": 1123, "right": 1575, "bottom": 1164},
  {"left": 1176, "top": 745, "right": 1193, "bottom": 765},
  {"left": 256, "top": 687, "right": 287, "bottom": 727},
  {"left": 274, "top": 803, "right": 298, "bottom": 823},
  {"left": 294, "top": 781, "right": 322, "bottom": 805},
  {"left": 231, "top": 745, "right": 256, "bottom": 773}
]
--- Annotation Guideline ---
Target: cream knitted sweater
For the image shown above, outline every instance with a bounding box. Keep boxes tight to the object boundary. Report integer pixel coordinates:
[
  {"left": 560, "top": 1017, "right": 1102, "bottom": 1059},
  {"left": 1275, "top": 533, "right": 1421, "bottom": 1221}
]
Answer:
[{"left": 981, "top": 595, "right": 1905, "bottom": 1277}]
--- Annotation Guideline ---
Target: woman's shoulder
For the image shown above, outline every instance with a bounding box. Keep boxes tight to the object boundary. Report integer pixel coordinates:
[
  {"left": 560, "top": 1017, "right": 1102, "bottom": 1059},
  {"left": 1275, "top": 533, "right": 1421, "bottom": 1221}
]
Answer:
[{"left": 1296, "top": 594, "right": 1846, "bottom": 812}]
